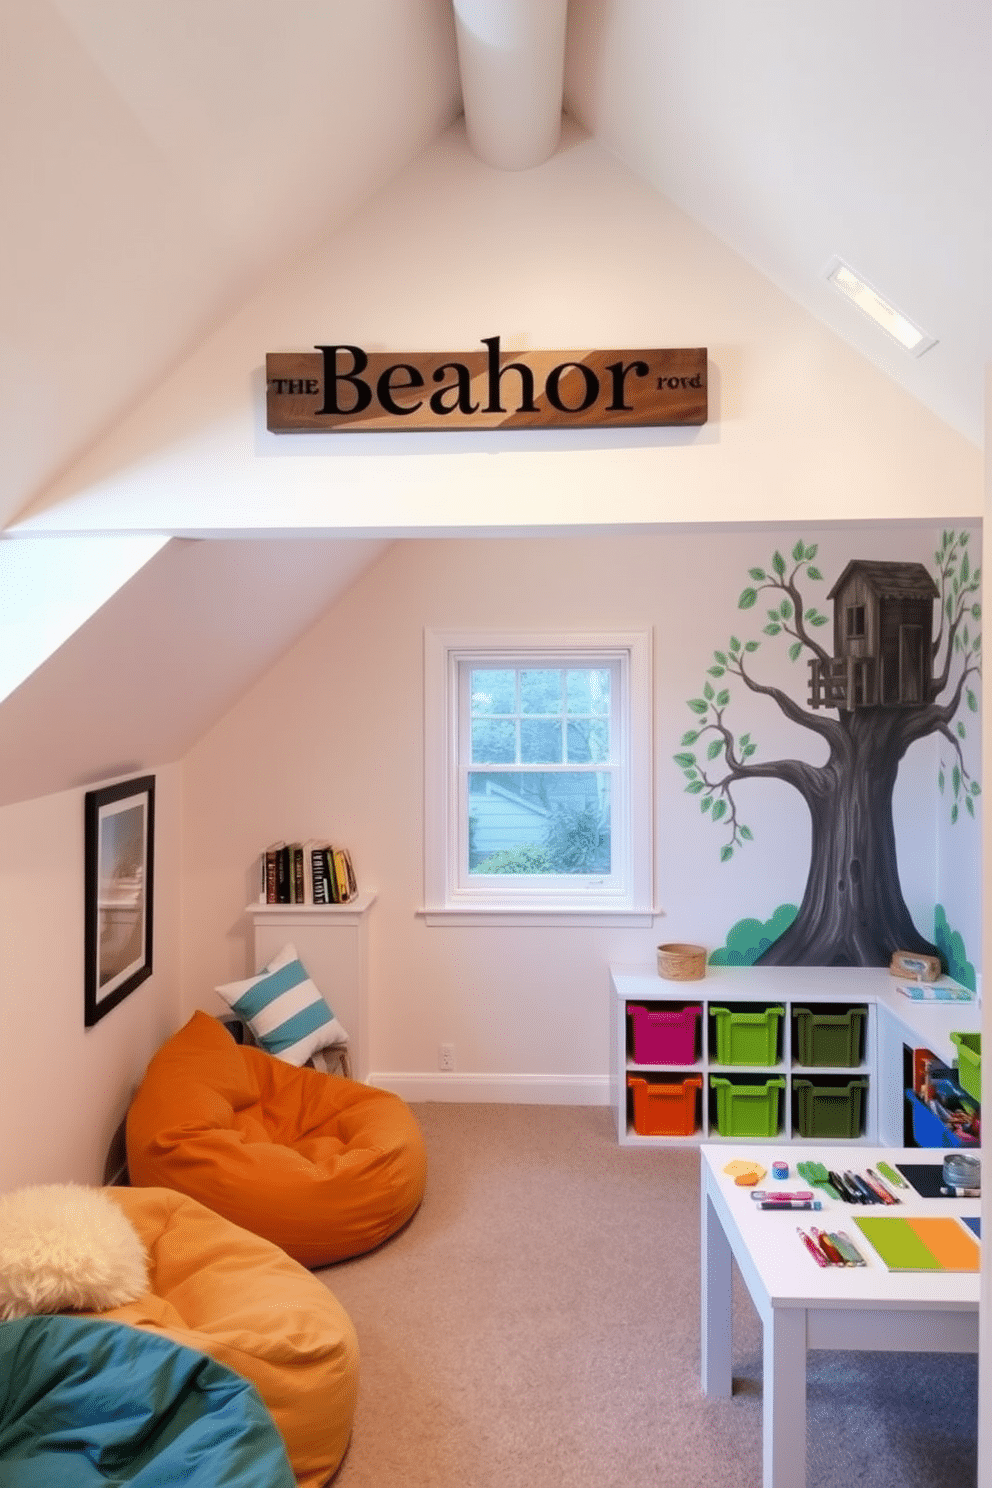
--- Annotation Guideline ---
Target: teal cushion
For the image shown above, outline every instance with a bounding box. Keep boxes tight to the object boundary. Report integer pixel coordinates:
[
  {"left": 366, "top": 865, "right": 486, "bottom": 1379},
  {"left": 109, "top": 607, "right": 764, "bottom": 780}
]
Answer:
[{"left": 215, "top": 941, "right": 349, "bottom": 1065}]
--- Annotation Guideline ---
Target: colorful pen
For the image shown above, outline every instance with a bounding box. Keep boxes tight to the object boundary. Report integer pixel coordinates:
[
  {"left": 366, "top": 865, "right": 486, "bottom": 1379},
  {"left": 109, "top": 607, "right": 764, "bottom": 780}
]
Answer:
[
  {"left": 845, "top": 1171, "right": 877, "bottom": 1204},
  {"left": 750, "top": 1190, "right": 814, "bottom": 1202},
  {"left": 863, "top": 1170, "right": 898, "bottom": 1205},
  {"left": 810, "top": 1228, "right": 845, "bottom": 1264},
  {"left": 827, "top": 1170, "right": 857, "bottom": 1202},
  {"left": 876, "top": 1161, "right": 909, "bottom": 1190},
  {"left": 798, "top": 1227, "right": 829, "bottom": 1267},
  {"left": 831, "top": 1230, "right": 868, "bottom": 1266}
]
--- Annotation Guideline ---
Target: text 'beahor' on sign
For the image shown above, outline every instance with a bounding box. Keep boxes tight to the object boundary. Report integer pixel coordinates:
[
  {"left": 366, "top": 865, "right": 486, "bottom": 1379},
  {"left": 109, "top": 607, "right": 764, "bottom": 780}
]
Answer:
[{"left": 266, "top": 338, "right": 707, "bottom": 433}]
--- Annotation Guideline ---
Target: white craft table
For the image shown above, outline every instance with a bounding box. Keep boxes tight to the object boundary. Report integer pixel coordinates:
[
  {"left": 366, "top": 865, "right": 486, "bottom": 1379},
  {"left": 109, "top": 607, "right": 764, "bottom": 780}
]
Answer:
[{"left": 700, "top": 1144, "right": 980, "bottom": 1488}]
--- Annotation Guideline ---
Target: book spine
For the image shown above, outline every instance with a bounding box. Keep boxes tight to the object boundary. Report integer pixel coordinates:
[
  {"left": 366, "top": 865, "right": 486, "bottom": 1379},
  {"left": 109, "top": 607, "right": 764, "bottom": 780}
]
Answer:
[
  {"left": 275, "top": 845, "right": 291, "bottom": 903},
  {"left": 265, "top": 850, "right": 278, "bottom": 904},
  {"left": 311, "top": 845, "right": 330, "bottom": 904},
  {"left": 291, "top": 844, "right": 305, "bottom": 904},
  {"left": 332, "top": 848, "right": 354, "bottom": 903}
]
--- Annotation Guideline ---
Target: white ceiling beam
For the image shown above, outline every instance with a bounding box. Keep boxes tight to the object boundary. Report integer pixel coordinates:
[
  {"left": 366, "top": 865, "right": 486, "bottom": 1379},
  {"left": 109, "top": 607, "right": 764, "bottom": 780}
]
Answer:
[{"left": 453, "top": 0, "right": 568, "bottom": 170}]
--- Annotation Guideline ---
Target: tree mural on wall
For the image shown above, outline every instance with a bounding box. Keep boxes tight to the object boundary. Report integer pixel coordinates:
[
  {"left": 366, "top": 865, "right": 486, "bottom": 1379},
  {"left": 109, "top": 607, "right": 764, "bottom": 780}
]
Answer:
[{"left": 674, "top": 532, "right": 981, "bottom": 966}]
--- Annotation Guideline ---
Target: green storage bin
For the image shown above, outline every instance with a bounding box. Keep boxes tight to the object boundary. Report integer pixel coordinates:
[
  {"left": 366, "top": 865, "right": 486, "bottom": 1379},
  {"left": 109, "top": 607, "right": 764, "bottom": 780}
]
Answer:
[
  {"left": 709, "top": 1076, "right": 785, "bottom": 1137},
  {"left": 792, "top": 1077, "right": 868, "bottom": 1138},
  {"left": 710, "top": 1005, "right": 784, "bottom": 1065},
  {"left": 950, "top": 1031, "right": 981, "bottom": 1104},
  {"left": 793, "top": 1006, "right": 867, "bottom": 1067}
]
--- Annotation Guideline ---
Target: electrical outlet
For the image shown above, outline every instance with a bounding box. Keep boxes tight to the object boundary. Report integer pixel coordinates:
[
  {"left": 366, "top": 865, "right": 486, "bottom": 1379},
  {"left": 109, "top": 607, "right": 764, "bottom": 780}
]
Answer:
[{"left": 439, "top": 1043, "right": 456, "bottom": 1072}]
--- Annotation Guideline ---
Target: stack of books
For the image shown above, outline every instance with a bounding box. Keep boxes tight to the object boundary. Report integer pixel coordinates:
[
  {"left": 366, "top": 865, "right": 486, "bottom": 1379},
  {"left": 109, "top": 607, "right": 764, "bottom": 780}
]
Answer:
[{"left": 260, "top": 841, "right": 358, "bottom": 905}]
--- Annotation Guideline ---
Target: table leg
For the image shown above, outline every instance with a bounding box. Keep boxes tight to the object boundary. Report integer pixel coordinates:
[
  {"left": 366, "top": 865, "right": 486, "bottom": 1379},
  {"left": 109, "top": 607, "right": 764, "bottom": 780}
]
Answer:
[
  {"left": 762, "top": 1306, "right": 807, "bottom": 1488},
  {"left": 700, "top": 1180, "right": 733, "bottom": 1397}
]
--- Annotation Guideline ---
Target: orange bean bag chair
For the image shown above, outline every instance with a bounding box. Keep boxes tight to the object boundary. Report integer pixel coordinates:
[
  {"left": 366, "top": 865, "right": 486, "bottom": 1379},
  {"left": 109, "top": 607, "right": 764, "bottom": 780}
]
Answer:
[
  {"left": 126, "top": 1011, "right": 426, "bottom": 1267},
  {"left": 92, "top": 1187, "right": 359, "bottom": 1488}
]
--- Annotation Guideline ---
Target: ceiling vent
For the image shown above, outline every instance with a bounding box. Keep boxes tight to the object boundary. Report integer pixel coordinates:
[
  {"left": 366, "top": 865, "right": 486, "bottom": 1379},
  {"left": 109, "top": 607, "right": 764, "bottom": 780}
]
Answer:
[{"left": 825, "top": 257, "right": 937, "bottom": 357}]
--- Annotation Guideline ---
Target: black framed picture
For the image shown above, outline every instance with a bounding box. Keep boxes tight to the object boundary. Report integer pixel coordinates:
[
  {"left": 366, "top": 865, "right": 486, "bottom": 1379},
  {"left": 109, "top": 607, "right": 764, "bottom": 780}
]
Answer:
[{"left": 84, "top": 775, "right": 155, "bottom": 1027}]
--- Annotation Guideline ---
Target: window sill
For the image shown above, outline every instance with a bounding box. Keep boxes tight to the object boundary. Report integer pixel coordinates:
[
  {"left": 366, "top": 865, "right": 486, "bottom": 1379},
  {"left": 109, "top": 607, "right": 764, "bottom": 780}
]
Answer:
[{"left": 418, "top": 906, "right": 659, "bottom": 929}]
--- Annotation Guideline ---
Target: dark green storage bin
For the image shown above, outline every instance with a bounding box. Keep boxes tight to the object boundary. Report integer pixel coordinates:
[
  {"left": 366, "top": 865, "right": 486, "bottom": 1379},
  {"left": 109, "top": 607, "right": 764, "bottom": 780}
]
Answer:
[
  {"left": 710, "top": 1075, "right": 785, "bottom": 1137},
  {"left": 793, "top": 1006, "right": 867, "bottom": 1067},
  {"left": 792, "top": 1077, "right": 869, "bottom": 1138}
]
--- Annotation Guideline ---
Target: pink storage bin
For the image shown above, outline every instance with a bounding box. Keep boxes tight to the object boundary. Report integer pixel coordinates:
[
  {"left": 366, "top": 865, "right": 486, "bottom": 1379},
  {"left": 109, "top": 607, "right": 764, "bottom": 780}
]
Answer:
[{"left": 628, "top": 1003, "right": 702, "bottom": 1064}]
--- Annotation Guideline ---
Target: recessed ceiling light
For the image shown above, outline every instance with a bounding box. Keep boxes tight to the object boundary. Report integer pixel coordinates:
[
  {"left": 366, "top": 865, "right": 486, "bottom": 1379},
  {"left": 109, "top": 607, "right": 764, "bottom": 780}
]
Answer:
[{"left": 825, "top": 256, "right": 937, "bottom": 358}]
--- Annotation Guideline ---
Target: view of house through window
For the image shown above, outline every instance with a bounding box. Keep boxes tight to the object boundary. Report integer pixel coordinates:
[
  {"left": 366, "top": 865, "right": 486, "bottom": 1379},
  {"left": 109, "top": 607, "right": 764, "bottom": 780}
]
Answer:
[
  {"left": 468, "top": 665, "right": 613, "bottom": 876},
  {"left": 423, "top": 629, "right": 652, "bottom": 919}
]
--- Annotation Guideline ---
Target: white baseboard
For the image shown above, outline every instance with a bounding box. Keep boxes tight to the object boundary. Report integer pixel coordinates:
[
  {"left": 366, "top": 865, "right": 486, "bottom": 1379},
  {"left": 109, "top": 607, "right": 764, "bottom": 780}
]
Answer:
[{"left": 367, "top": 1072, "right": 611, "bottom": 1105}]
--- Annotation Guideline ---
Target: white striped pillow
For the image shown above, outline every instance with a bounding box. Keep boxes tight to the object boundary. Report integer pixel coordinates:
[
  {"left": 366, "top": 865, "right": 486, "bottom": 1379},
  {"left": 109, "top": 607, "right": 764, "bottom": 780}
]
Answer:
[{"left": 215, "top": 943, "right": 349, "bottom": 1066}]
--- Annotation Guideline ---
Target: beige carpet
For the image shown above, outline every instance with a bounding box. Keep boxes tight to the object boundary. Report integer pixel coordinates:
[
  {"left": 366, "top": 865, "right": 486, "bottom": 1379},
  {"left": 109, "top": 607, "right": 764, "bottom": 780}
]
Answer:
[{"left": 319, "top": 1103, "right": 977, "bottom": 1487}]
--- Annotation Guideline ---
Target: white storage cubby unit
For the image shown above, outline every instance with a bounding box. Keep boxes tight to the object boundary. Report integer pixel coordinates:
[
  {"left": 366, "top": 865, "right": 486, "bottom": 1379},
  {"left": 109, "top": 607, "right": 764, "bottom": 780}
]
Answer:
[
  {"left": 613, "top": 963, "right": 981, "bottom": 1147},
  {"left": 246, "top": 894, "right": 376, "bottom": 1081},
  {"left": 613, "top": 964, "right": 882, "bottom": 1146}
]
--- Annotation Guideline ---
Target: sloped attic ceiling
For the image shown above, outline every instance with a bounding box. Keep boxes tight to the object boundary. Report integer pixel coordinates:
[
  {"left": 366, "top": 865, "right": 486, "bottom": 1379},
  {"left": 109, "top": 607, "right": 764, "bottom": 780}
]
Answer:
[
  {"left": 1, "top": 0, "right": 988, "bottom": 538},
  {"left": 0, "top": 2, "right": 987, "bottom": 809},
  {"left": 0, "top": 0, "right": 462, "bottom": 533},
  {"left": 0, "top": 537, "right": 388, "bottom": 808}
]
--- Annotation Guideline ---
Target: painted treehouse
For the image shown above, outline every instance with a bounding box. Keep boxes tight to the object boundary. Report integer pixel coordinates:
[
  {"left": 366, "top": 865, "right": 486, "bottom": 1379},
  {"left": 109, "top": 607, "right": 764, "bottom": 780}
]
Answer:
[{"left": 807, "top": 560, "right": 939, "bottom": 713}]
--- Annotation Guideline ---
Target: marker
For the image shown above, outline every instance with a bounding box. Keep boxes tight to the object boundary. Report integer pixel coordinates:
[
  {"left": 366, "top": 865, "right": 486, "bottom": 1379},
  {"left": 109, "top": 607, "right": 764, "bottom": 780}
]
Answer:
[
  {"left": 827, "top": 1170, "right": 854, "bottom": 1202},
  {"left": 831, "top": 1230, "right": 868, "bottom": 1266},
  {"left": 876, "top": 1161, "right": 909, "bottom": 1190},
  {"left": 798, "top": 1227, "right": 829, "bottom": 1267},
  {"left": 758, "top": 1198, "right": 822, "bottom": 1210},
  {"left": 863, "top": 1170, "right": 898, "bottom": 1205},
  {"left": 845, "top": 1171, "right": 877, "bottom": 1204},
  {"left": 750, "top": 1190, "right": 814, "bottom": 1203},
  {"left": 810, "top": 1228, "right": 845, "bottom": 1264}
]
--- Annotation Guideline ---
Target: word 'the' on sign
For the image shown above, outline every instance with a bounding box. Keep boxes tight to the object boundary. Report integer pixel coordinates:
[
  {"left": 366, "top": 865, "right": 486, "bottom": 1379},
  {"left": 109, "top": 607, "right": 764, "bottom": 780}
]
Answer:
[{"left": 265, "top": 338, "right": 707, "bottom": 433}]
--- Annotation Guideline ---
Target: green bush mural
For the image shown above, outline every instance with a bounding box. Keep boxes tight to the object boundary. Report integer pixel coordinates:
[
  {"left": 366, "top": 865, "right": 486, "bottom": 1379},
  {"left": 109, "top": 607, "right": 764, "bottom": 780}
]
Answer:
[
  {"left": 933, "top": 905, "right": 977, "bottom": 991},
  {"left": 709, "top": 905, "right": 799, "bottom": 966}
]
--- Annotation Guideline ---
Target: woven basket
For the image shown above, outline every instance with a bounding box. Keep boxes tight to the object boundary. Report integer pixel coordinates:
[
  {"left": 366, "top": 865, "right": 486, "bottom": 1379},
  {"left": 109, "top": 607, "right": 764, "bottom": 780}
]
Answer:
[{"left": 656, "top": 942, "right": 707, "bottom": 981}]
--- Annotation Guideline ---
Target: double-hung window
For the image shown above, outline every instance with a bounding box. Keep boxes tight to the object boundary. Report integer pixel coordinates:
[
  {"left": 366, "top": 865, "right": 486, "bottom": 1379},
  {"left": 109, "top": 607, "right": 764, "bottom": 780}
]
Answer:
[{"left": 424, "top": 630, "right": 654, "bottom": 923}]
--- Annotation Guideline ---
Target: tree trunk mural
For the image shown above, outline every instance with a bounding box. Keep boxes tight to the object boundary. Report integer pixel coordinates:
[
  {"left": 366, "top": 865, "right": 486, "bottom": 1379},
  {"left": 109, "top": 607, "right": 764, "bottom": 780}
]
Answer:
[{"left": 674, "top": 534, "right": 981, "bottom": 967}]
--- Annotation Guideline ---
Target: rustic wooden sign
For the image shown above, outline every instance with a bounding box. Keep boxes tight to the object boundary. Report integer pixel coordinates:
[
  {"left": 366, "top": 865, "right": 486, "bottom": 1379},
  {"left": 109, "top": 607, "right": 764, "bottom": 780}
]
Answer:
[{"left": 266, "top": 338, "right": 707, "bottom": 433}]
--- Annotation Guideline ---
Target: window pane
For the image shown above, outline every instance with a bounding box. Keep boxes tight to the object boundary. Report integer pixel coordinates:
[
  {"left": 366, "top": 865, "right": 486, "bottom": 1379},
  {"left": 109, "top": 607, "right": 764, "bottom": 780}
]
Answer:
[
  {"left": 520, "top": 718, "right": 561, "bottom": 763},
  {"left": 468, "top": 771, "right": 611, "bottom": 874},
  {"left": 471, "top": 669, "right": 515, "bottom": 714},
  {"left": 567, "top": 717, "right": 609, "bottom": 763},
  {"left": 567, "top": 668, "right": 610, "bottom": 714},
  {"left": 520, "top": 669, "right": 562, "bottom": 714},
  {"left": 471, "top": 719, "right": 516, "bottom": 763}
]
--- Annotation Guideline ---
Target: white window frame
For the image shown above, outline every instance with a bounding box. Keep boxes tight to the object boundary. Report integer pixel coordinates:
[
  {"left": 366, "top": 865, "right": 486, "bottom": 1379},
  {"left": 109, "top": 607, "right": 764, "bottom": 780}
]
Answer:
[{"left": 423, "top": 629, "right": 655, "bottom": 926}]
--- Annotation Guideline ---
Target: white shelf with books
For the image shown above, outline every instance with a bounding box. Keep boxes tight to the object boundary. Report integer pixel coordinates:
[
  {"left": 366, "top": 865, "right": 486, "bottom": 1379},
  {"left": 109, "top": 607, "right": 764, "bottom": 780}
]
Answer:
[{"left": 259, "top": 839, "right": 360, "bottom": 906}]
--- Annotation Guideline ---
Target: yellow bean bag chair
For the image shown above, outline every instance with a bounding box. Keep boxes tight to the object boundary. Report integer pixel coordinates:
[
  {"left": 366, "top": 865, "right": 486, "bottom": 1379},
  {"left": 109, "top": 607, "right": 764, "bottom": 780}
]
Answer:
[
  {"left": 126, "top": 1011, "right": 426, "bottom": 1267},
  {"left": 93, "top": 1187, "right": 358, "bottom": 1488}
]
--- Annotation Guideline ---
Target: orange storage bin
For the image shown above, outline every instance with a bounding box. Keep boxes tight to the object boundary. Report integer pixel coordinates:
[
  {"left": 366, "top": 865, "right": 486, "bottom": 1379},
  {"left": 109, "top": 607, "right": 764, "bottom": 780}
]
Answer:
[{"left": 627, "top": 1074, "right": 702, "bottom": 1136}]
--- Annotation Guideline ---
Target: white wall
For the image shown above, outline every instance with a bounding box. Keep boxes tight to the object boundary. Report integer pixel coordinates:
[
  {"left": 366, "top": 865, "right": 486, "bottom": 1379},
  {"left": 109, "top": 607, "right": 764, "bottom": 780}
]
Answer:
[
  {"left": 15, "top": 121, "right": 981, "bottom": 538},
  {"left": 0, "top": 765, "right": 182, "bottom": 1189},
  {"left": 181, "top": 522, "right": 979, "bottom": 1099}
]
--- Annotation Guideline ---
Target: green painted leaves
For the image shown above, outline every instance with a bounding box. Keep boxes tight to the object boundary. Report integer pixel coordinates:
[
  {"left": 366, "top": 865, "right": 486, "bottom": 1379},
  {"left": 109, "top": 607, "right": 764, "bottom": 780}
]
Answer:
[{"left": 737, "top": 541, "right": 826, "bottom": 650}]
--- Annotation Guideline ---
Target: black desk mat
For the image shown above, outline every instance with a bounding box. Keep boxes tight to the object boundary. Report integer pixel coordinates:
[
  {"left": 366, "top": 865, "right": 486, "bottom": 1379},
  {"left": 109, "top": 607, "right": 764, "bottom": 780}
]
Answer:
[{"left": 896, "top": 1162, "right": 971, "bottom": 1199}]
